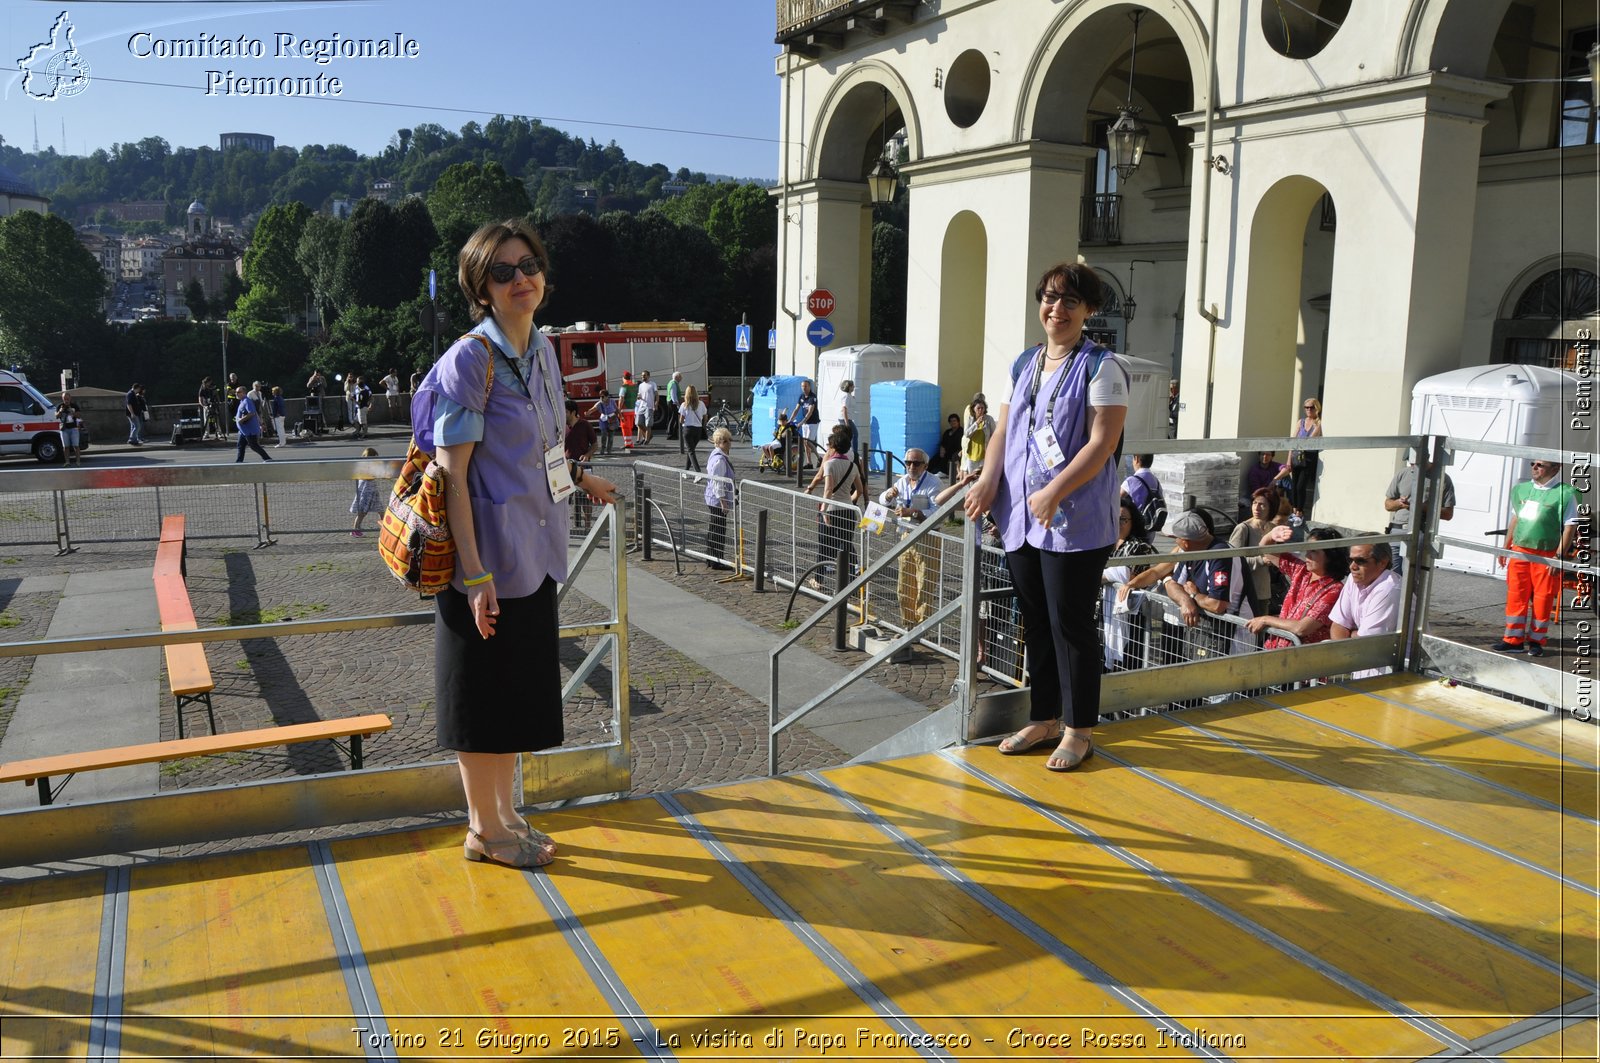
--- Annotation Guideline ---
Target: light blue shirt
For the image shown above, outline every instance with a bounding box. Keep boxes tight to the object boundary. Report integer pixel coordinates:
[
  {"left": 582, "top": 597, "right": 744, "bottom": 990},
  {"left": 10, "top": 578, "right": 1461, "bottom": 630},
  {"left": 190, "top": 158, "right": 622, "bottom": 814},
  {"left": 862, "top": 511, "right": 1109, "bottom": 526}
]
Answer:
[{"left": 433, "top": 317, "right": 538, "bottom": 447}]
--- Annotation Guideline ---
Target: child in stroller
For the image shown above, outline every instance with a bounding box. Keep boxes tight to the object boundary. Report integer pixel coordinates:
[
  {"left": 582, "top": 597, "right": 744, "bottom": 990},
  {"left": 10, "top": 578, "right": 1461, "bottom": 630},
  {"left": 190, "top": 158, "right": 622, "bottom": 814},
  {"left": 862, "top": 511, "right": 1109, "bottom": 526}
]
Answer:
[{"left": 758, "top": 412, "right": 798, "bottom": 473}]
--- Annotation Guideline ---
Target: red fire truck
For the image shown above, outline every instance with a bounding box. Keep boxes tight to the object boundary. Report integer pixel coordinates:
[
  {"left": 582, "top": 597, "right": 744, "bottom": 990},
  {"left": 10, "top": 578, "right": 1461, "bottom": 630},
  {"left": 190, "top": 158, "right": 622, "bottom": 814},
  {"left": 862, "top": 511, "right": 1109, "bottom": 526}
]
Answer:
[{"left": 542, "top": 321, "right": 708, "bottom": 408}]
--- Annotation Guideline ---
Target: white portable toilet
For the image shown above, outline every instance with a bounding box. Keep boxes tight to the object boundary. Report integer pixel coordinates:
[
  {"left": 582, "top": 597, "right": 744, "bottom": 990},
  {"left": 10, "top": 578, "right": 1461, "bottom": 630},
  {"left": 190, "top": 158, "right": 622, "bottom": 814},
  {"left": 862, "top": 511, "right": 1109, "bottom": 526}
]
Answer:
[
  {"left": 1410, "top": 365, "right": 1584, "bottom": 575},
  {"left": 1120, "top": 354, "right": 1170, "bottom": 447},
  {"left": 816, "top": 343, "right": 906, "bottom": 466}
]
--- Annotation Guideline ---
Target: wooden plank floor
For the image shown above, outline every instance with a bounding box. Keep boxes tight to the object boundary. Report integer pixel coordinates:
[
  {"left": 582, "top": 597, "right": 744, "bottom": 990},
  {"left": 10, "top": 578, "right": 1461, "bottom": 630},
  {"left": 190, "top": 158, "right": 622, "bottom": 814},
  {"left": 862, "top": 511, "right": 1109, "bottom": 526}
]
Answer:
[{"left": 2, "top": 677, "right": 1595, "bottom": 1060}]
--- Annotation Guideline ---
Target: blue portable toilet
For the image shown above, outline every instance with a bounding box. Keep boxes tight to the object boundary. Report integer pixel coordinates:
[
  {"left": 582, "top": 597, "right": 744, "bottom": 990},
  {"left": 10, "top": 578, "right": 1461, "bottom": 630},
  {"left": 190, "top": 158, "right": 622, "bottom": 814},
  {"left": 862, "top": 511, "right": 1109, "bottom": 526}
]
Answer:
[
  {"left": 750, "top": 375, "right": 806, "bottom": 450},
  {"left": 869, "top": 379, "right": 942, "bottom": 475}
]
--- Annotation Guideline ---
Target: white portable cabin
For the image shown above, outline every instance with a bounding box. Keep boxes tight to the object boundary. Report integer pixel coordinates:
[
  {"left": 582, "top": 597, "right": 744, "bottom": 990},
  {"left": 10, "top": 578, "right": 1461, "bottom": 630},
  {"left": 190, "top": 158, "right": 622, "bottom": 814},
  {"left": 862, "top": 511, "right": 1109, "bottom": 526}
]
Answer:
[
  {"left": 1410, "top": 364, "right": 1586, "bottom": 575},
  {"left": 815, "top": 343, "right": 906, "bottom": 464},
  {"left": 1120, "top": 354, "right": 1170, "bottom": 449}
]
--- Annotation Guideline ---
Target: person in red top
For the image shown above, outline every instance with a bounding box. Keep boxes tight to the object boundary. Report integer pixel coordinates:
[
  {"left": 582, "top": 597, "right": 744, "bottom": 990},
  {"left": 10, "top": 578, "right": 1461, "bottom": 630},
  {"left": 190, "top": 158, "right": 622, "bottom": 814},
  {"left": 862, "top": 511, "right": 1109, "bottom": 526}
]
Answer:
[{"left": 1245, "top": 525, "right": 1349, "bottom": 648}]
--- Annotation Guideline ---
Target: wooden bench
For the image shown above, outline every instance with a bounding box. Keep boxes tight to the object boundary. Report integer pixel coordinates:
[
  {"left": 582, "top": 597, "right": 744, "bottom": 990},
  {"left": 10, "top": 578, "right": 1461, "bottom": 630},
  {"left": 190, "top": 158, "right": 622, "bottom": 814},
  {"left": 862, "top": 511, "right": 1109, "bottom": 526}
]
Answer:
[
  {"left": 152, "top": 515, "right": 216, "bottom": 738},
  {"left": 0, "top": 714, "right": 393, "bottom": 806}
]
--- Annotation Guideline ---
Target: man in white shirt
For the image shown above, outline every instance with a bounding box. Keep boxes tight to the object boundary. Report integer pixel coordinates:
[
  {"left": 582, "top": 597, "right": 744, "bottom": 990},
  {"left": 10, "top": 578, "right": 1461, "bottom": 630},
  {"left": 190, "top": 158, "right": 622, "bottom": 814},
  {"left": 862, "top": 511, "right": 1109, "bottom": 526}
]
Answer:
[
  {"left": 879, "top": 448, "right": 943, "bottom": 627},
  {"left": 380, "top": 369, "right": 401, "bottom": 415},
  {"left": 637, "top": 370, "right": 659, "bottom": 445},
  {"left": 1329, "top": 540, "right": 1401, "bottom": 678}
]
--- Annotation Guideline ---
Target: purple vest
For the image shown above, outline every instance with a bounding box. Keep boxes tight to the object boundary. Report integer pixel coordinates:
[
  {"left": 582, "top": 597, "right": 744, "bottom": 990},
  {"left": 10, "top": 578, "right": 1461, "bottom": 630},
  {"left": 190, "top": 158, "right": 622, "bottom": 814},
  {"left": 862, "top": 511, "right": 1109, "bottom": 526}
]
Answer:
[
  {"left": 411, "top": 331, "right": 569, "bottom": 598},
  {"left": 993, "top": 343, "right": 1120, "bottom": 554}
]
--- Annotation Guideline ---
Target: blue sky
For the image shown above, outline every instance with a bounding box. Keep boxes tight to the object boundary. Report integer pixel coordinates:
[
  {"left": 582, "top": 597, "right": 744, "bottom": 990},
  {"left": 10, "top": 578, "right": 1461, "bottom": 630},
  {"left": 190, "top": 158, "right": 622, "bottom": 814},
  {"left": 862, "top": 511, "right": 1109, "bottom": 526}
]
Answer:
[{"left": 3, "top": 1, "right": 782, "bottom": 179}]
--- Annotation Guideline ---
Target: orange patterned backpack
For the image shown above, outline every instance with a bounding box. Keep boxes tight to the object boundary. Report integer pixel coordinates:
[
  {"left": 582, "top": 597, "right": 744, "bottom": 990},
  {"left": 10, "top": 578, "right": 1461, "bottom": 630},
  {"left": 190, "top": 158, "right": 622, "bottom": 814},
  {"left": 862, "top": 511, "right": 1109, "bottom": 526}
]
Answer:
[{"left": 377, "top": 337, "right": 493, "bottom": 594}]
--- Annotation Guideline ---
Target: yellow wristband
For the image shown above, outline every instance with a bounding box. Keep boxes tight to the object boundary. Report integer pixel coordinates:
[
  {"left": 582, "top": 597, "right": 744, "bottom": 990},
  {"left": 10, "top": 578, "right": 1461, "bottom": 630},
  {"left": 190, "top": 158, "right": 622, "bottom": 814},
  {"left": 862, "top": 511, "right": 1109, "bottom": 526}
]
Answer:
[{"left": 462, "top": 571, "right": 494, "bottom": 587}]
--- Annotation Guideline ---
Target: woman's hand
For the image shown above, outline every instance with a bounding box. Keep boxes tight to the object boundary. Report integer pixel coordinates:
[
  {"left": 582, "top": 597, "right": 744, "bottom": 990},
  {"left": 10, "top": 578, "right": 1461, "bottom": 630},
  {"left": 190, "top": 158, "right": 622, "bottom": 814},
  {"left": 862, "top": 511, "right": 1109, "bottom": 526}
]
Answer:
[
  {"left": 1027, "top": 486, "right": 1060, "bottom": 526},
  {"left": 964, "top": 473, "right": 998, "bottom": 520},
  {"left": 468, "top": 581, "right": 500, "bottom": 639},
  {"left": 1245, "top": 615, "right": 1278, "bottom": 636},
  {"left": 580, "top": 473, "right": 620, "bottom": 506}
]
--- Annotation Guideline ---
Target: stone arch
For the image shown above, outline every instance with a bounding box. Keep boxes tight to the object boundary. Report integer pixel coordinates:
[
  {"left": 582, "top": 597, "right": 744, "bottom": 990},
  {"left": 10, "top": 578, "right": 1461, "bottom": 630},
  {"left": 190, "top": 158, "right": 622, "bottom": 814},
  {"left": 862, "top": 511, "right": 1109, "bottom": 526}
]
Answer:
[
  {"left": 1017, "top": 0, "right": 1210, "bottom": 149},
  {"left": 811, "top": 63, "right": 919, "bottom": 184},
  {"left": 938, "top": 211, "right": 988, "bottom": 412},
  {"left": 1237, "top": 175, "right": 1332, "bottom": 437},
  {"left": 1396, "top": 0, "right": 1517, "bottom": 77}
]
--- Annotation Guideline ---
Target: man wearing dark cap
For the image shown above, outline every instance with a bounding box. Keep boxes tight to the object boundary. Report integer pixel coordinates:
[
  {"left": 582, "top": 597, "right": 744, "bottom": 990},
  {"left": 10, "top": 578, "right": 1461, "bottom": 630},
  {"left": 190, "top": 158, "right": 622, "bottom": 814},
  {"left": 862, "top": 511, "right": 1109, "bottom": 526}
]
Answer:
[{"left": 1159, "top": 510, "right": 1248, "bottom": 626}]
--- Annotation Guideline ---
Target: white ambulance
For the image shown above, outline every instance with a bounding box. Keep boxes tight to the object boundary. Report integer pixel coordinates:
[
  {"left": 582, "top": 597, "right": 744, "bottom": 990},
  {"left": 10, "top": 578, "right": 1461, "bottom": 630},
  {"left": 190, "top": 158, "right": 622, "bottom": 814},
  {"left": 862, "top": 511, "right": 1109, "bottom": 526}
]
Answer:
[{"left": 0, "top": 368, "right": 85, "bottom": 462}]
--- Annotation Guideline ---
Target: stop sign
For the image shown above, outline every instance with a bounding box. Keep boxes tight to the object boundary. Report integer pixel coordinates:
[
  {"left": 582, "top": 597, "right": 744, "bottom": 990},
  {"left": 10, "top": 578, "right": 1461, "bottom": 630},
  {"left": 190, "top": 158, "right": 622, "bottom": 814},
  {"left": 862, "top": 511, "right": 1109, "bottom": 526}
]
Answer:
[{"left": 807, "top": 289, "right": 835, "bottom": 318}]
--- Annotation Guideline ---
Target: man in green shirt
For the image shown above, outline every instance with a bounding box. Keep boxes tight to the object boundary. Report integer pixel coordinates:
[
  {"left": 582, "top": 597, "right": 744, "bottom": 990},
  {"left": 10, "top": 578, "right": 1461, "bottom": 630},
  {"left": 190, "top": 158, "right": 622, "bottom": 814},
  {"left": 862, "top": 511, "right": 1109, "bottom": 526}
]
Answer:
[{"left": 1494, "top": 458, "right": 1580, "bottom": 657}]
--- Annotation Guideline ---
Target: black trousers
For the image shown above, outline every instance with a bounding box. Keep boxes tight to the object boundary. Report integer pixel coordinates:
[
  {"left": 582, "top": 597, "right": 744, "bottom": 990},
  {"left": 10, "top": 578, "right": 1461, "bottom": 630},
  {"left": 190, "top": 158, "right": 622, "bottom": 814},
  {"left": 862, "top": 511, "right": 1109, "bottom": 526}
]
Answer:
[
  {"left": 1006, "top": 542, "right": 1113, "bottom": 730},
  {"left": 235, "top": 432, "right": 272, "bottom": 462},
  {"left": 684, "top": 425, "right": 705, "bottom": 470},
  {"left": 706, "top": 504, "right": 729, "bottom": 562},
  {"left": 1290, "top": 454, "right": 1318, "bottom": 514}
]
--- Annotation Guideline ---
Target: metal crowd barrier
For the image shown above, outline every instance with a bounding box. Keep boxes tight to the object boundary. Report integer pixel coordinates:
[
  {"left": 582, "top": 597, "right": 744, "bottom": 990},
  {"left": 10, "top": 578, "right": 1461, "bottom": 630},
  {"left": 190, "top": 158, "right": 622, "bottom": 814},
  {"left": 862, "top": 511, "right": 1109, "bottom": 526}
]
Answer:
[{"left": 0, "top": 460, "right": 634, "bottom": 864}]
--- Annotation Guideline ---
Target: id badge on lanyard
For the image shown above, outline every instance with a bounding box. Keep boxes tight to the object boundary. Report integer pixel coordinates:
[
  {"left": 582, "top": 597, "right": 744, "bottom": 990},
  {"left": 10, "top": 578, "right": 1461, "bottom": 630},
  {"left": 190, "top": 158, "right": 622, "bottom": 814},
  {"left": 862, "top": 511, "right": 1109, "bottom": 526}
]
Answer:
[
  {"left": 498, "top": 337, "right": 569, "bottom": 502},
  {"left": 546, "top": 445, "right": 576, "bottom": 503}
]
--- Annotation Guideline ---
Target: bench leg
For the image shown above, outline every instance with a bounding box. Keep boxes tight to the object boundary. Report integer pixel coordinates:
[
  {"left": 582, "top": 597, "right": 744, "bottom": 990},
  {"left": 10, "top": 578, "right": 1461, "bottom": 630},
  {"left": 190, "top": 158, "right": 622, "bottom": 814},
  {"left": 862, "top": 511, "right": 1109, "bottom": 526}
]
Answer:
[
  {"left": 37, "top": 775, "right": 58, "bottom": 806},
  {"left": 174, "top": 692, "right": 217, "bottom": 739},
  {"left": 350, "top": 734, "right": 363, "bottom": 770}
]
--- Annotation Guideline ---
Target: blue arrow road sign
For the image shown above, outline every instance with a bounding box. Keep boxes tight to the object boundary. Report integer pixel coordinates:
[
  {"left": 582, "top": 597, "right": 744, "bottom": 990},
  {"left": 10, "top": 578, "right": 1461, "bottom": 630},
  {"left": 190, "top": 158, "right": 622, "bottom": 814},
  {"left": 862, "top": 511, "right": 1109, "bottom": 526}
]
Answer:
[
  {"left": 806, "top": 318, "right": 835, "bottom": 347},
  {"left": 734, "top": 324, "right": 752, "bottom": 353},
  {"left": 428, "top": 269, "right": 437, "bottom": 301}
]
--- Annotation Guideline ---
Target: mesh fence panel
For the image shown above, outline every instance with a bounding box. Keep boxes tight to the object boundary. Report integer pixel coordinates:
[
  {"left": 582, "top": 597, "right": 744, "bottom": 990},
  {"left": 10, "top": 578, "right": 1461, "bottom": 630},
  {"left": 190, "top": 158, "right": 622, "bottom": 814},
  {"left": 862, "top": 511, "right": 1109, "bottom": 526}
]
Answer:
[
  {"left": 736, "top": 478, "right": 861, "bottom": 601},
  {"left": 0, "top": 490, "right": 59, "bottom": 549}
]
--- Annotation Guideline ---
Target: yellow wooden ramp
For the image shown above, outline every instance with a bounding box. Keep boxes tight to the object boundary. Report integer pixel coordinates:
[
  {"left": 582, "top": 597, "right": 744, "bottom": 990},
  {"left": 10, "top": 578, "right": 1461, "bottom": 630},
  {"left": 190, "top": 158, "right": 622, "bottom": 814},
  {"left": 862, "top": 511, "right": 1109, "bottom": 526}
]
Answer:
[{"left": 1, "top": 677, "right": 1594, "bottom": 1060}]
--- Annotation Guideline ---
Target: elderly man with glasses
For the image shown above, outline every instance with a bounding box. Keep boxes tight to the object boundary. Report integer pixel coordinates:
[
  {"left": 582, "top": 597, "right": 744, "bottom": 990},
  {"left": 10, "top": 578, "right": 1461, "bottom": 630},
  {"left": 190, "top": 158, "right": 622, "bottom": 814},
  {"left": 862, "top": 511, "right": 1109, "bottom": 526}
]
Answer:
[
  {"left": 1494, "top": 459, "right": 1581, "bottom": 657},
  {"left": 1329, "top": 540, "right": 1401, "bottom": 677},
  {"left": 879, "top": 448, "right": 944, "bottom": 629}
]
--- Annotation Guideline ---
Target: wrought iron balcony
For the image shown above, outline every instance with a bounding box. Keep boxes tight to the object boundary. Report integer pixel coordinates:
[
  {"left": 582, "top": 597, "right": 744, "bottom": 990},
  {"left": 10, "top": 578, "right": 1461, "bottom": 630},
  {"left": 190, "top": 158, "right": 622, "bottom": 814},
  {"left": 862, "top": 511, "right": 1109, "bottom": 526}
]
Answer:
[
  {"left": 1080, "top": 193, "right": 1123, "bottom": 246},
  {"left": 776, "top": 0, "right": 919, "bottom": 55}
]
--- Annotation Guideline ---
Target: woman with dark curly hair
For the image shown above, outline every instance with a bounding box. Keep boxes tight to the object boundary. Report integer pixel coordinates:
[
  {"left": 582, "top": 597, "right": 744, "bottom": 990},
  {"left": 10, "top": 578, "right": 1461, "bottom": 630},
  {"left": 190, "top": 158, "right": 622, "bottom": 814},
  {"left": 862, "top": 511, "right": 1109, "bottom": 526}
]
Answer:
[
  {"left": 965, "top": 261, "right": 1130, "bottom": 772},
  {"left": 1245, "top": 524, "right": 1348, "bottom": 649}
]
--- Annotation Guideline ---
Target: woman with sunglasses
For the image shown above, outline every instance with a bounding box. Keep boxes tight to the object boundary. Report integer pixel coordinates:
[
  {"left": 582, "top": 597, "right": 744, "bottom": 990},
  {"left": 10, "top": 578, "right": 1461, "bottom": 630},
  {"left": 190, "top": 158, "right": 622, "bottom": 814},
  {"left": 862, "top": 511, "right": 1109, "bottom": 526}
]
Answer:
[
  {"left": 411, "top": 219, "right": 618, "bottom": 870},
  {"left": 966, "top": 261, "right": 1130, "bottom": 773},
  {"left": 1244, "top": 524, "right": 1348, "bottom": 648},
  {"left": 1288, "top": 396, "right": 1322, "bottom": 522}
]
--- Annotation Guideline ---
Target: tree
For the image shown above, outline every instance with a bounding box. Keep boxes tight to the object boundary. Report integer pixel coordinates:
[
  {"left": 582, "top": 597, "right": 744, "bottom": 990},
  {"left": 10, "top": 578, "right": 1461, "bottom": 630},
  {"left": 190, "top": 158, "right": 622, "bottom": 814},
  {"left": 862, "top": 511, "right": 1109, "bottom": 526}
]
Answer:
[
  {"left": 333, "top": 198, "right": 429, "bottom": 312},
  {"left": 184, "top": 279, "right": 210, "bottom": 322},
  {"left": 0, "top": 211, "right": 107, "bottom": 375},
  {"left": 312, "top": 304, "right": 396, "bottom": 382},
  {"left": 427, "top": 161, "right": 532, "bottom": 234},
  {"left": 296, "top": 214, "right": 343, "bottom": 324},
  {"left": 706, "top": 183, "right": 776, "bottom": 269},
  {"left": 242, "top": 201, "right": 311, "bottom": 308}
]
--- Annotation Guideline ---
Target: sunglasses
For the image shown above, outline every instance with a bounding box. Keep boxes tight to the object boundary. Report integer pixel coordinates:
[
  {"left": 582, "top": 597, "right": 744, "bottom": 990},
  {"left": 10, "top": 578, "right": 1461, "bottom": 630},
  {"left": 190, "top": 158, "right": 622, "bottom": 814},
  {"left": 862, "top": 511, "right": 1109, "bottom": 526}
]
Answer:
[
  {"left": 907, "top": 460, "right": 927, "bottom": 467},
  {"left": 488, "top": 256, "right": 543, "bottom": 284},
  {"left": 1348, "top": 556, "right": 1376, "bottom": 566},
  {"left": 1531, "top": 461, "right": 1555, "bottom": 469}
]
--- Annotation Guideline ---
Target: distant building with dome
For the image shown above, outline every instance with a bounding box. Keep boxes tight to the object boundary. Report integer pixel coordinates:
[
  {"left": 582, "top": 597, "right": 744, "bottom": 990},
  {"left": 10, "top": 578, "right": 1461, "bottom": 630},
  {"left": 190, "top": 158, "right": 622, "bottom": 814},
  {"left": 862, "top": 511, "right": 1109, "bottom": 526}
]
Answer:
[
  {"left": 0, "top": 164, "right": 49, "bottom": 217},
  {"left": 162, "top": 199, "right": 242, "bottom": 319}
]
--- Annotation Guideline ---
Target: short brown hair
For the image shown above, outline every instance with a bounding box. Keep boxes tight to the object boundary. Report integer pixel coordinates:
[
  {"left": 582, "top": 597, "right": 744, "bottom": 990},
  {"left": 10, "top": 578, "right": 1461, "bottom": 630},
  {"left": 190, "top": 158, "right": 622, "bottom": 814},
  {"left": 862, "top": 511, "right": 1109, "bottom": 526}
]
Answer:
[
  {"left": 458, "top": 218, "right": 553, "bottom": 322},
  {"left": 1033, "top": 261, "right": 1105, "bottom": 312}
]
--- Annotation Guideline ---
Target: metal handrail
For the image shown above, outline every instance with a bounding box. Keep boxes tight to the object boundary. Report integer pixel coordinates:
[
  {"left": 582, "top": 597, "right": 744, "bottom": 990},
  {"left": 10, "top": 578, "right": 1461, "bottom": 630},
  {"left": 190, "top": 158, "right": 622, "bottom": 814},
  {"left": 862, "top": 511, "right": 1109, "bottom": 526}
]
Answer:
[{"left": 768, "top": 485, "right": 969, "bottom": 773}]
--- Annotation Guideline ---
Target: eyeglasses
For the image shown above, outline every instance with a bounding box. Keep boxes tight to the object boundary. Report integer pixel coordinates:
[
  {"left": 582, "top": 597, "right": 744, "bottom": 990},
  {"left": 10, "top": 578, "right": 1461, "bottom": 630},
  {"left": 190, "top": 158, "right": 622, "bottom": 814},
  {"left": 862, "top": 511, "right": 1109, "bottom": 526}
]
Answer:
[
  {"left": 1303, "top": 405, "right": 1317, "bottom": 410},
  {"left": 487, "top": 256, "right": 543, "bottom": 284},
  {"left": 1531, "top": 461, "right": 1554, "bottom": 469},
  {"left": 1119, "top": 513, "right": 1133, "bottom": 523},
  {"left": 1348, "top": 556, "right": 1376, "bottom": 566},
  {"left": 1038, "top": 290, "right": 1082, "bottom": 310}
]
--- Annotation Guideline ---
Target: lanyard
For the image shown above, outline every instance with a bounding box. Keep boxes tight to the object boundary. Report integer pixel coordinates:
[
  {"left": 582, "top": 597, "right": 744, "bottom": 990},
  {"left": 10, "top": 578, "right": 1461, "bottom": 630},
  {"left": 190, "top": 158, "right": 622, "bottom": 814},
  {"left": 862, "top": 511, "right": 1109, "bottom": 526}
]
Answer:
[
  {"left": 1027, "top": 337, "right": 1084, "bottom": 435},
  {"left": 486, "top": 334, "right": 562, "bottom": 451}
]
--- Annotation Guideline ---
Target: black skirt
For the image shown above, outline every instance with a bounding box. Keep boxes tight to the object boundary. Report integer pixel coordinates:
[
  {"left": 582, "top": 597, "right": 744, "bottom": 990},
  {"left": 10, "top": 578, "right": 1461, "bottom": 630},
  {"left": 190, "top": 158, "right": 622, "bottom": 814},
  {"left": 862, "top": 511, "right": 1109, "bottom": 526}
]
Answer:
[{"left": 434, "top": 577, "right": 564, "bottom": 753}]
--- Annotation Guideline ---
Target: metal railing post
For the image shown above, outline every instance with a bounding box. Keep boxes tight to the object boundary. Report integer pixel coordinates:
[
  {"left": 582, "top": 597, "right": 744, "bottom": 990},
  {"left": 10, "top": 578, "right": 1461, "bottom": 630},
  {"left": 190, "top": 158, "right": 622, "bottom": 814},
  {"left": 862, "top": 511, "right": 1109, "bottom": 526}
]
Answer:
[
  {"left": 755, "top": 509, "right": 768, "bottom": 592},
  {"left": 833, "top": 544, "right": 850, "bottom": 650},
  {"left": 956, "top": 514, "right": 980, "bottom": 741},
  {"left": 641, "top": 487, "right": 653, "bottom": 561}
]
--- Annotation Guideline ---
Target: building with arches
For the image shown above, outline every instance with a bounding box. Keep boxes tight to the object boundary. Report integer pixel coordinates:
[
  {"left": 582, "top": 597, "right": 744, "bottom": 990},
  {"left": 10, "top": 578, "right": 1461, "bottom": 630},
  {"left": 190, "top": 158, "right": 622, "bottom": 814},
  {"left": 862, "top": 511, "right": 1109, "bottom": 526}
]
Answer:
[{"left": 772, "top": 0, "right": 1597, "bottom": 526}]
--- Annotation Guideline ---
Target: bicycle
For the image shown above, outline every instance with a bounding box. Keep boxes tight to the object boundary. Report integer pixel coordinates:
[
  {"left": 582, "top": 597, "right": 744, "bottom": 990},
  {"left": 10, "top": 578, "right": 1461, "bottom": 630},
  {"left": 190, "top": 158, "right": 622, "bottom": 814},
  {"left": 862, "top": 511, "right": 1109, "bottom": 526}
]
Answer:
[{"left": 704, "top": 400, "right": 752, "bottom": 441}]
